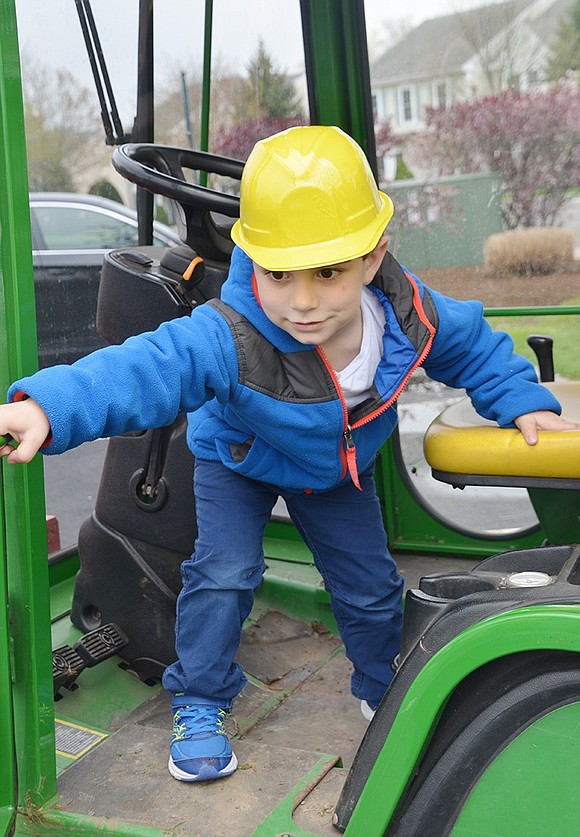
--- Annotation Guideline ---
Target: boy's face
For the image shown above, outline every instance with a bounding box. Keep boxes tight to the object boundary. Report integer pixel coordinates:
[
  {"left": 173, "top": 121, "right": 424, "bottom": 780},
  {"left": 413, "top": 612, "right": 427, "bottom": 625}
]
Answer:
[{"left": 252, "top": 239, "right": 387, "bottom": 349}]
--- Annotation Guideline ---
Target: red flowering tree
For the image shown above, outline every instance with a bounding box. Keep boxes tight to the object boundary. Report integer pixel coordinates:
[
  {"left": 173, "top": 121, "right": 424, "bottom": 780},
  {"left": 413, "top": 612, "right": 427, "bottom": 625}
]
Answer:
[
  {"left": 213, "top": 116, "right": 306, "bottom": 162},
  {"left": 407, "top": 82, "right": 580, "bottom": 228},
  {"left": 375, "top": 119, "right": 396, "bottom": 160}
]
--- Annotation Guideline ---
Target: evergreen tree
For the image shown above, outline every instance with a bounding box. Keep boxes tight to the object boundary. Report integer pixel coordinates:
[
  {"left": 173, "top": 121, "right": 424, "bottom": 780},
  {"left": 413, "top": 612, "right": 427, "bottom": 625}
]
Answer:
[{"left": 239, "top": 39, "right": 302, "bottom": 121}]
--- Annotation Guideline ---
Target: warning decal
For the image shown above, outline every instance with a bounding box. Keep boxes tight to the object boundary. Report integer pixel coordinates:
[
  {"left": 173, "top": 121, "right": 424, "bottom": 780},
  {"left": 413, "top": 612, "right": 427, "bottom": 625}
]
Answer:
[{"left": 55, "top": 719, "right": 107, "bottom": 759}]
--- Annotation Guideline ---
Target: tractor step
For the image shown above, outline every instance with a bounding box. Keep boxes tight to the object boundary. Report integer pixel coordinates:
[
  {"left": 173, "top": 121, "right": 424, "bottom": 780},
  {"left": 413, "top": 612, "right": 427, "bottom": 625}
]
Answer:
[
  {"left": 53, "top": 623, "right": 128, "bottom": 700},
  {"left": 74, "top": 622, "right": 129, "bottom": 667},
  {"left": 53, "top": 645, "right": 86, "bottom": 699}
]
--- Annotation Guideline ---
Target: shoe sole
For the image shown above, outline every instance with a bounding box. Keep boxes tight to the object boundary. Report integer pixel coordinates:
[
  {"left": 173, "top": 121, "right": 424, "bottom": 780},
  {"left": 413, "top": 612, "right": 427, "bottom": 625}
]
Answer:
[
  {"left": 168, "top": 752, "right": 238, "bottom": 782},
  {"left": 360, "top": 700, "right": 376, "bottom": 721}
]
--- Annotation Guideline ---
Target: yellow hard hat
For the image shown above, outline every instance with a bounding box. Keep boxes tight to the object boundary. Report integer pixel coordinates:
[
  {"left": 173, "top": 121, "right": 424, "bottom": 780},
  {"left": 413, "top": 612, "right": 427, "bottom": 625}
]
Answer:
[{"left": 230, "top": 125, "right": 394, "bottom": 271}]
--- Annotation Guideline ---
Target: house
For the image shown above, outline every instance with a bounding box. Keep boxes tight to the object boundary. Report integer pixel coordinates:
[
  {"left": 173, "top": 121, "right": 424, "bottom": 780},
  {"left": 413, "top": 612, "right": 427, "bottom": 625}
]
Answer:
[{"left": 371, "top": 0, "right": 574, "bottom": 137}]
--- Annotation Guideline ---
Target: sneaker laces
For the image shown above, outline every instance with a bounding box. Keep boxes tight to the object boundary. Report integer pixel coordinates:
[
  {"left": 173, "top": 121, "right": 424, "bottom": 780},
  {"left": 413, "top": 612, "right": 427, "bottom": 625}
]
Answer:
[{"left": 172, "top": 705, "right": 228, "bottom": 742}]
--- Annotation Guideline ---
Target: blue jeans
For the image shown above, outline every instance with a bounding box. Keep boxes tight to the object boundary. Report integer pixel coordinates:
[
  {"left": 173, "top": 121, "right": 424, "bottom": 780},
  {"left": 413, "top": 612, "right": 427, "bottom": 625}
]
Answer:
[{"left": 162, "top": 458, "right": 403, "bottom": 708}]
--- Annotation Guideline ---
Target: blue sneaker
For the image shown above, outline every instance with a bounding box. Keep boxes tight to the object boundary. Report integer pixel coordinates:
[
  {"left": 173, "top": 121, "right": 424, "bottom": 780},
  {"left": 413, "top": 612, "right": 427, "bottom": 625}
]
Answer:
[{"left": 168, "top": 697, "right": 238, "bottom": 782}]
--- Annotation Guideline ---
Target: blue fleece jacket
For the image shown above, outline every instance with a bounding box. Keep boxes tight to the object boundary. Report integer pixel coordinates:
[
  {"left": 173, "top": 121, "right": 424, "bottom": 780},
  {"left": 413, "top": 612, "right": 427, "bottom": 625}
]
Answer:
[{"left": 8, "top": 247, "right": 560, "bottom": 492}]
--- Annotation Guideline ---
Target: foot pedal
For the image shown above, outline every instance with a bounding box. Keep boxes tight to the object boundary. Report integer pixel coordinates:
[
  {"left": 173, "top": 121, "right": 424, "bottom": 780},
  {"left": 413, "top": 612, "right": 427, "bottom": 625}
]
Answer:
[
  {"left": 53, "top": 645, "right": 86, "bottom": 700},
  {"left": 73, "top": 623, "right": 129, "bottom": 667}
]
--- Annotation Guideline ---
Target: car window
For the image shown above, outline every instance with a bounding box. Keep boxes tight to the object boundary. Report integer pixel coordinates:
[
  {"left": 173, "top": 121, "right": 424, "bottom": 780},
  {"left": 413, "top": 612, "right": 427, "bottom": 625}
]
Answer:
[{"left": 32, "top": 204, "right": 140, "bottom": 250}]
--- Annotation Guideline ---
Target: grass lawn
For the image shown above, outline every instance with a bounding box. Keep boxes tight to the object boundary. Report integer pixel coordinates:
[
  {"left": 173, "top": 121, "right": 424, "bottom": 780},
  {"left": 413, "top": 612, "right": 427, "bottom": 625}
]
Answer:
[{"left": 488, "top": 296, "right": 580, "bottom": 380}]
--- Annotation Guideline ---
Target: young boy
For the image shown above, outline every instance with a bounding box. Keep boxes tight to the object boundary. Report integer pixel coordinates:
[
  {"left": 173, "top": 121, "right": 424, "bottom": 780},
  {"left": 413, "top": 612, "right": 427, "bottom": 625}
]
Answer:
[{"left": 1, "top": 126, "right": 578, "bottom": 784}]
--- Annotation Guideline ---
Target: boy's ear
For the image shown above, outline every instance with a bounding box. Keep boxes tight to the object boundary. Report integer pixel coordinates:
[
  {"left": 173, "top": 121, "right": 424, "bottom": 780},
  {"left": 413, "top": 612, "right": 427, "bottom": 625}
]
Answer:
[{"left": 363, "top": 236, "right": 389, "bottom": 284}]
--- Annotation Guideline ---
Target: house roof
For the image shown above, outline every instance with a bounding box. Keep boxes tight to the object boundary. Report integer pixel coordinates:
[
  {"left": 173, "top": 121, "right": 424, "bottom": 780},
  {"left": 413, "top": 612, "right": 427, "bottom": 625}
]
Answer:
[{"left": 370, "top": 0, "right": 573, "bottom": 84}]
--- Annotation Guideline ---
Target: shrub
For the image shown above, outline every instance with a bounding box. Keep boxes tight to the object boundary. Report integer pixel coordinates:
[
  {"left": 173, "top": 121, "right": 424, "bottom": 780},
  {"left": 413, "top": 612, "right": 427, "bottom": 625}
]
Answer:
[
  {"left": 484, "top": 227, "right": 575, "bottom": 274},
  {"left": 89, "top": 179, "right": 123, "bottom": 203}
]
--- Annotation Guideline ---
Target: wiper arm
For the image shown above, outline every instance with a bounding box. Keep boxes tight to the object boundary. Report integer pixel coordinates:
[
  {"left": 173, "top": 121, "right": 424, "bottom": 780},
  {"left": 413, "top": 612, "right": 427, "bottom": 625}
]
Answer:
[{"left": 74, "top": 0, "right": 129, "bottom": 145}]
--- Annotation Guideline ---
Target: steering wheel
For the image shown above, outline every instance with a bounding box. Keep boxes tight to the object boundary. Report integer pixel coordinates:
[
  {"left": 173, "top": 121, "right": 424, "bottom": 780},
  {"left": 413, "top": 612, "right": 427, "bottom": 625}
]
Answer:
[{"left": 112, "top": 143, "right": 244, "bottom": 262}]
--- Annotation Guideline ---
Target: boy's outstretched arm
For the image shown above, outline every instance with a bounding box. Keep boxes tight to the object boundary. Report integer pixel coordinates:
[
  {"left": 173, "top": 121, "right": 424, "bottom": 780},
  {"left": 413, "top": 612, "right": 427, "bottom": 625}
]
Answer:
[
  {"left": 0, "top": 400, "right": 50, "bottom": 464},
  {"left": 515, "top": 410, "right": 580, "bottom": 446}
]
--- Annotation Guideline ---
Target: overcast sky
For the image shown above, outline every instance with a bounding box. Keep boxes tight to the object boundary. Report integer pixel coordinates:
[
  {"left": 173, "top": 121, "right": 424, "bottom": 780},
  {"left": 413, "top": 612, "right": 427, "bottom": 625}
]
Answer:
[{"left": 15, "top": 0, "right": 487, "bottom": 112}]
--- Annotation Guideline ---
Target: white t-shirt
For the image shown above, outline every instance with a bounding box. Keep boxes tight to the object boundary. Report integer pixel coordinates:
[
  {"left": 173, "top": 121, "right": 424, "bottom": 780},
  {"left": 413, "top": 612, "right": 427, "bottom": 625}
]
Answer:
[{"left": 336, "top": 287, "right": 385, "bottom": 410}]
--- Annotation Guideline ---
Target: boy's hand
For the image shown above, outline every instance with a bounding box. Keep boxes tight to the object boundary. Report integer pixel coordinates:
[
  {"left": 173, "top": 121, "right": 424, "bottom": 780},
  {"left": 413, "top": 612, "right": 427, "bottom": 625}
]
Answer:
[
  {"left": 0, "top": 399, "right": 51, "bottom": 463},
  {"left": 514, "top": 410, "right": 580, "bottom": 446}
]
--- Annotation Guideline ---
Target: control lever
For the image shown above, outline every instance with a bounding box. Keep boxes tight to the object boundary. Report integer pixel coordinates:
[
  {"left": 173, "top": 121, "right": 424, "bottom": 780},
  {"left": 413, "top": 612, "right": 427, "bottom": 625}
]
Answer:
[{"left": 527, "top": 334, "right": 554, "bottom": 382}]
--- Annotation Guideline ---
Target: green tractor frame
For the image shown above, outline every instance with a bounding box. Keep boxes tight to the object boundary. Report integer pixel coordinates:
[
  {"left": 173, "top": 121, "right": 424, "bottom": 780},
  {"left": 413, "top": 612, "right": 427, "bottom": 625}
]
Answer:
[{"left": 1, "top": 2, "right": 580, "bottom": 835}]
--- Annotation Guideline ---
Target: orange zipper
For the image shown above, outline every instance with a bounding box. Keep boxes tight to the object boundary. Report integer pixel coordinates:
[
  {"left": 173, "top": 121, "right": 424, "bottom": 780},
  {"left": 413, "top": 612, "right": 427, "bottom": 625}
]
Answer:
[
  {"left": 351, "top": 330, "right": 435, "bottom": 433},
  {"left": 316, "top": 346, "right": 361, "bottom": 488},
  {"left": 351, "top": 271, "right": 437, "bottom": 432},
  {"left": 315, "top": 274, "right": 437, "bottom": 491}
]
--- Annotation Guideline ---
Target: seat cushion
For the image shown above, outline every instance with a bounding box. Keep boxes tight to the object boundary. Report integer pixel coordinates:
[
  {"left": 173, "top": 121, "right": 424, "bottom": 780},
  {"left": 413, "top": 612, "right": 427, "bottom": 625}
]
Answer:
[{"left": 424, "top": 381, "right": 580, "bottom": 481}]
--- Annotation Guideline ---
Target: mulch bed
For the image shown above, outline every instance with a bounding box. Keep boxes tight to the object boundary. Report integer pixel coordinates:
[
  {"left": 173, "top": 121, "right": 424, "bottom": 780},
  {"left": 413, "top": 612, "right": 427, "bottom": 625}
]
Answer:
[{"left": 419, "top": 261, "right": 580, "bottom": 307}]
